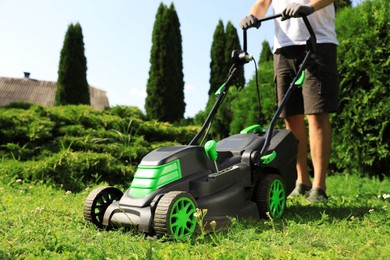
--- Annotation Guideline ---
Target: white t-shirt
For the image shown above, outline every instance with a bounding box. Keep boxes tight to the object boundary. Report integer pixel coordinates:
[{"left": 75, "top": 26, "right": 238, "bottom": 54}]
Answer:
[{"left": 273, "top": 0, "right": 338, "bottom": 51}]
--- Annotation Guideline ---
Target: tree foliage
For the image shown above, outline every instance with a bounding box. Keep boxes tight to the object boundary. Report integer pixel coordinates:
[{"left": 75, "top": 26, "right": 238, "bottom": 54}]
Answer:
[
  {"left": 230, "top": 58, "right": 278, "bottom": 134},
  {"left": 225, "top": 21, "right": 245, "bottom": 88},
  {"left": 212, "top": 21, "right": 244, "bottom": 139},
  {"left": 56, "top": 23, "right": 90, "bottom": 106},
  {"left": 145, "top": 3, "right": 185, "bottom": 123},
  {"left": 259, "top": 40, "right": 273, "bottom": 64},
  {"left": 334, "top": 0, "right": 352, "bottom": 11},
  {"left": 332, "top": 0, "right": 389, "bottom": 177},
  {"left": 195, "top": 20, "right": 244, "bottom": 140},
  {"left": 208, "top": 20, "right": 227, "bottom": 97}
]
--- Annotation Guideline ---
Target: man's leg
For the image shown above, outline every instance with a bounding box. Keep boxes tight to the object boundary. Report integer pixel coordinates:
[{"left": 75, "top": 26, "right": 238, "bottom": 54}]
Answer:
[
  {"left": 285, "top": 114, "right": 312, "bottom": 188},
  {"left": 307, "top": 112, "right": 332, "bottom": 191}
]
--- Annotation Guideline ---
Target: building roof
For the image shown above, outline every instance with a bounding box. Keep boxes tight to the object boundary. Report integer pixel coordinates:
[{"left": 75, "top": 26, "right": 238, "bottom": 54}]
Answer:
[{"left": 0, "top": 75, "right": 109, "bottom": 110}]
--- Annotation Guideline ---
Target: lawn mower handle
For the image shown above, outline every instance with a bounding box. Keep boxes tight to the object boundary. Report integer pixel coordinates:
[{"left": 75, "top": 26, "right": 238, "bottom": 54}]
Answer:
[
  {"left": 189, "top": 14, "right": 317, "bottom": 158},
  {"left": 243, "top": 14, "right": 283, "bottom": 52},
  {"left": 244, "top": 14, "right": 316, "bottom": 53},
  {"left": 257, "top": 14, "right": 317, "bottom": 161}
]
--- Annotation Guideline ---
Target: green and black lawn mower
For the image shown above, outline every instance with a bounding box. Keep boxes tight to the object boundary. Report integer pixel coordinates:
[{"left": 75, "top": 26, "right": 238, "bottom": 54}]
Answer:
[{"left": 83, "top": 14, "right": 317, "bottom": 240}]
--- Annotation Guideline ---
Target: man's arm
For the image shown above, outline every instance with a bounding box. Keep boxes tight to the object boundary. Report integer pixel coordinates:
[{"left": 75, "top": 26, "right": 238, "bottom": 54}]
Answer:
[
  {"left": 240, "top": 0, "right": 272, "bottom": 29},
  {"left": 248, "top": 0, "right": 272, "bottom": 18},
  {"left": 309, "top": 0, "right": 335, "bottom": 11}
]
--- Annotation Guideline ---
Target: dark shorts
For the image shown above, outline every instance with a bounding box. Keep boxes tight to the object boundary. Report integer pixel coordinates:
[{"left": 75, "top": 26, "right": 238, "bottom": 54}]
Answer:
[{"left": 274, "top": 43, "right": 339, "bottom": 117}]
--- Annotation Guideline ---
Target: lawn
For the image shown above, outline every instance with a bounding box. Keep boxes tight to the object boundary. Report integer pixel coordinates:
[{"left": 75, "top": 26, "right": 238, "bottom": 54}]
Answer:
[{"left": 0, "top": 174, "right": 389, "bottom": 259}]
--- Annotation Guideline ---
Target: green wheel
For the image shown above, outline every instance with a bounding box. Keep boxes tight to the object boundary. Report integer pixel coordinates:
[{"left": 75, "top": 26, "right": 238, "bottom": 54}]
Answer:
[
  {"left": 255, "top": 174, "right": 286, "bottom": 219},
  {"left": 154, "top": 191, "right": 197, "bottom": 240}
]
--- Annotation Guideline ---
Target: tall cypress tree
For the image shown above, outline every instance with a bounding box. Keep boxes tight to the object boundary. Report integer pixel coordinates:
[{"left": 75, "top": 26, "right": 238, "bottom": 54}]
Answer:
[
  {"left": 225, "top": 21, "right": 245, "bottom": 87},
  {"left": 208, "top": 20, "right": 227, "bottom": 97},
  {"left": 165, "top": 4, "right": 185, "bottom": 121},
  {"left": 145, "top": 3, "right": 167, "bottom": 121},
  {"left": 201, "top": 20, "right": 245, "bottom": 140},
  {"left": 56, "top": 23, "right": 90, "bottom": 106},
  {"left": 212, "top": 21, "right": 244, "bottom": 138},
  {"left": 259, "top": 40, "right": 273, "bottom": 64},
  {"left": 145, "top": 3, "right": 185, "bottom": 122}
]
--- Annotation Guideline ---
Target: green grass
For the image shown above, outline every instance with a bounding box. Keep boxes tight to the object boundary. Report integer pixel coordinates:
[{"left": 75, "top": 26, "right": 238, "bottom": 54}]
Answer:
[{"left": 0, "top": 174, "right": 389, "bottom": 259}]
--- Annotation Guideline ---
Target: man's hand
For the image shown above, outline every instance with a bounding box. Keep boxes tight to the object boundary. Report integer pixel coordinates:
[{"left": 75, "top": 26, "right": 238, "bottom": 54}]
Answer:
[
  {"left": 240, "top": 15, "right": 261, "bottom": 29},
  {"left": 282, "top": 3, "right": 314, "bottom": 19}
]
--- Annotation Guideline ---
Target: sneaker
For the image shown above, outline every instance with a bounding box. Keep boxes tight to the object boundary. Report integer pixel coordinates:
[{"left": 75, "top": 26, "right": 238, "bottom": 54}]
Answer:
[
  {"left": 306, "top": 188, "right": 328, "bottom": 203},
  {"left": 288, "top": 183, "right": 312, "bottom": 198}
]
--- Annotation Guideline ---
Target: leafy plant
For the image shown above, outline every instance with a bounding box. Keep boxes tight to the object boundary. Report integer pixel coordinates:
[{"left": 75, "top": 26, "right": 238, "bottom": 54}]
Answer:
[
  {"left": 230, "top": 59, "right": 280, "bottom": 134},
  {"left": 110, "top": 119, "right": 138, "bottom": 148},
  {"left": 332, "top": 0, "right": 390, "bottom": 177}
]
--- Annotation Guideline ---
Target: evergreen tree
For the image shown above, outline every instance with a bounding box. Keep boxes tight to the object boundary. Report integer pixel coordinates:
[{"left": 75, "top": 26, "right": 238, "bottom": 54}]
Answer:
[
  {"left": 145, "top": 3, "right": 185, "bottom": 122},
  {"left": 197, "top": 20, "right": 245, "bottom": 140},
  {"left": 165, "top": 4, "right": 185, "bottom": 121},
  {"left": 332, "top": 0, "right": 389, "bottom": 176},
  {"left": 208, "top": 20, "right": 227, "bottom": 97},
  {"left": 145, "top": 4, "right": 165, "bottom": 121},
  {"left": 212, "top": 21, "right": 244, "bottom": 137},
  {"left": 225, "top": 21, "right": 245, "bottom": 87},
  {"left": 194, "top": 20, "right": 226, "bottom": 139},
  {"left": 56, "top": 23, "right": 90, "bottom": 106},
  {"left": 259, "top": 40, "right": 273, "bottom": 64}
]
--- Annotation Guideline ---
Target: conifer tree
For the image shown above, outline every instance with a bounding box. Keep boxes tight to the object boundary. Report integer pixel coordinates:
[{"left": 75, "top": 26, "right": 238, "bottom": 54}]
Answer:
[
  {"left": 200, "top": 20, "right": 245, "bottom": 140},
  {"left": 165, "top": 4, "right": 185, "bottom": 121},
  {"left": 56, "top": 23, "right": 90, "bottom": 106},
  {"left": 212, "top": 21, "right": 244, "bottom": 138},
  {"left": 259, "top": 40, "right": 273, "bottom": 64},
  {"left": 208, "top": 20, "right": 227, "bottom": 97},
  {"left": 225, "top": 21, "right": 245, "bottom": 87},
  {"left": 145, "top": 3, "right": 185, "bottom": 122}
]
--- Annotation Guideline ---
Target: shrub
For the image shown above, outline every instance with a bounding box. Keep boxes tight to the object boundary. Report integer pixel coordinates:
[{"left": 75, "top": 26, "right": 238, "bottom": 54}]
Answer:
[
  {"left": 0, "top": 107, "right": 55, "bottom": 144},
  {"left": 0, "top": 105, "right": 200, "bottom": 190},
  {"left": 109, "top": 106, "right": 146, "bottom": 120},
  {"left": 230, "top": 60, "right": 280, "bottom": 134},
  {"left": 0, "top": 151, "right": 135, "bottom": 192},
  {"left": 332, "top": 0, "right": 389, "bottom": 177}
]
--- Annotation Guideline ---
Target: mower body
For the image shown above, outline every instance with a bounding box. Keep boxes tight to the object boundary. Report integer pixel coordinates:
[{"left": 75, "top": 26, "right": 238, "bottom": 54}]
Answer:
[{"left": 101, "top": 129, "right": 297, "bottom": 233}]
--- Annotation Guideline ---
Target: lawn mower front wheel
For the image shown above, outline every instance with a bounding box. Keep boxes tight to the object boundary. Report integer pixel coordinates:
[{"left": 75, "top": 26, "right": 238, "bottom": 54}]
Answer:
[
  {"left": 83, "top": 186, "right": 123, "bottom": 228},
  {"left": 154, "top": 191, "right": 197, "bottom": 240}
]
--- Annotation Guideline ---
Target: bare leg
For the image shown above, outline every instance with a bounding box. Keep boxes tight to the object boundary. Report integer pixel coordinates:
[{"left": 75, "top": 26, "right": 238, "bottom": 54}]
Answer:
[
  {"left": 307, "top": 113, "right": 332, "bottom": 191},
  {"left": 285, "top": 115, "right": 312, "bottom": 187}
]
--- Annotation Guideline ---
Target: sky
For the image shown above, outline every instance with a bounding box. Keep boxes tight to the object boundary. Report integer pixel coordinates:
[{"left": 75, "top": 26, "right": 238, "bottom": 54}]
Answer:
[{"left": 0, "top": 0, "right": 360, "bottom": 117}]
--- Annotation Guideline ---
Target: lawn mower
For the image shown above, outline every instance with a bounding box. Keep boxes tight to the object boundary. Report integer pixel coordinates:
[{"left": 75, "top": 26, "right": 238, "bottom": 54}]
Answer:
[{"left": 83, "top": 14, "right": 317, "bottom": 239}]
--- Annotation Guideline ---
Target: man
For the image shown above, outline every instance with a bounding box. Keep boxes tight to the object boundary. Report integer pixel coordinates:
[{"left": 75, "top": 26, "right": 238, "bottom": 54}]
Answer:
[{"left": 240, "top": 0, "right": 339, "bottom": 203}]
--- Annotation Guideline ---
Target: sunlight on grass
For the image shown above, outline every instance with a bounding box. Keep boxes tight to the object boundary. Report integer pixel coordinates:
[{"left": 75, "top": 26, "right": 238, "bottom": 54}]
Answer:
[{"left": 0, "top": 174, "right": 389, "bottom": 259}]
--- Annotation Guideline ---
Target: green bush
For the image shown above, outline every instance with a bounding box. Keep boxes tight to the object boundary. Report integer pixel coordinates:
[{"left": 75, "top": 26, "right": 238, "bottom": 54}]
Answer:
[
  {"left": 332, "top": 0, "right": 389, "bottom": 177},
  {"left": 46, "top": 105, "right": 118, "bottom": 129},
  {"left": 136, "top": 119, "right": 198, "bottom": 144},
  {"left": 230, "top": 60, "right": 280, "bottom": 134},
  {"left": 0, "top": 151, "right": 135, "bottom": 192},
  {"left": 0, "top": 143, "right": 36, "bottom": 161},
  {"left": 0, "top": 107, "right": 55, "bottom": 144},
  {"left": 109, "top": 105, "right": 146, "bottom": 120},
  {"left": 0, "top": 105, "right": 200, "bottom": 190}
]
